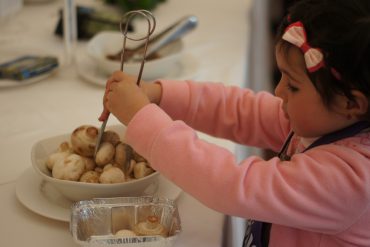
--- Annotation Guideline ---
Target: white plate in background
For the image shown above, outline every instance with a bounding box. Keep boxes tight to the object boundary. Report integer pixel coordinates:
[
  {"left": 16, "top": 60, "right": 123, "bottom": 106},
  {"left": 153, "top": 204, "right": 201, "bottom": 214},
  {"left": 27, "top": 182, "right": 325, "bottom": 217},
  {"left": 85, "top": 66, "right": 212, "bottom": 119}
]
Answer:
[
  {"left": 76, "top": 48, "right": 200, "bottom": 87},
  {"left": 16, "top": 167, "right": 182, "bottom": 222},
  {"left": 86, "top": 31, "right": 184, "bottom": 79}
]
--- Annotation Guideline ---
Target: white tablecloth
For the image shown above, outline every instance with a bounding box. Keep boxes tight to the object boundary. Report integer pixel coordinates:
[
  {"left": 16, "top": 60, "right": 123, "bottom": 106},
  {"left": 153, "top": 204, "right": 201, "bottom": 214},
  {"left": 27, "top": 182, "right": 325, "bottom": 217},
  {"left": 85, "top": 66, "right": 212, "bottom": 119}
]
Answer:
[{"left": 0, "top": 0, "right": 251, "bottom": 246}]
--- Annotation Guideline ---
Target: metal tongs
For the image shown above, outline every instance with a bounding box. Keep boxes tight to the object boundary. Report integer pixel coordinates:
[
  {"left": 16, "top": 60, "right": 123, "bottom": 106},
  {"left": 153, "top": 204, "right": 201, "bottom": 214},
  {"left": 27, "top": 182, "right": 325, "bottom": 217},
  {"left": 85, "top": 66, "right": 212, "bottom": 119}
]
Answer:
[
  {"left": 128, "top": 15, "right": 198, "bottom": 61},
  {"left": 94, "top": 10, "right": 156, "bottom": 157}
]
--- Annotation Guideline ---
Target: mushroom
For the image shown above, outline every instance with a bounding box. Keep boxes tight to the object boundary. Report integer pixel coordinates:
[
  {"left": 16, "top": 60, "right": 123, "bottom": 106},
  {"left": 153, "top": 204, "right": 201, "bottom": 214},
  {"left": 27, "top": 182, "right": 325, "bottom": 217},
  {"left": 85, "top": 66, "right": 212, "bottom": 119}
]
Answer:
[
  {"left": 99, "top": 164, "right": 125, "bottom": 184},
  {"left": 115, "top": 229, "right": 137, "bottom": 237},
  {"left": 79, "top": 170, "right": 100, "bottom": 183},
  {"left": 46, "top": 152, "right": 69, "bottom": 171},
  {"left": 45, "top": 141, "right": 72, "bottom": 170},
  {"left": 70, "top": 125, "right": 98, "bottom": 157},
  {"left": 80, "top": 156, "right": 95, "bottom": 171},
  {"left": 133, "top": 215, "right": 167, "bottom": 237},
  {"left": 133, "top": 162, "right": 154, "bottom": 179},
  {"left": 102, "top": 130, "right": 120, "bottom": 146},
  {"left": 126, "top": 159, "right": 136, "bottom": 178},
  {"left": 94, "top": 166, "right": 104, "bottom": 173},
  {"left": 115, "top": 142, "right": 130, "bottom": 167},
  {"left": 95, "top": 142, "right": 115, "bottom": 166},
  {"left": 132, "top": 150, "right": 146, "bottom": 163},
  {"left": 52, "top": 154, "right": 85, "bottom": 181},
  {"left": 58, "top": 141, "right": 72, "bottom": 152}
]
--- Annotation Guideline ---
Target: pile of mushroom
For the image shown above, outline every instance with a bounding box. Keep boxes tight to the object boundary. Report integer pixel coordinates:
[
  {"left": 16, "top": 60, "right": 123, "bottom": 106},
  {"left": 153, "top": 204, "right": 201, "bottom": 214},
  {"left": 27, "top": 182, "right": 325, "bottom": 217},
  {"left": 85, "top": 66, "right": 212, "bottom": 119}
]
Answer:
[
  {"left": 45, "top": 125, "right": 155, "bottom": 184},
  {"left": 133, "top": 215, "right": 168, "bottom": 237},
  {"left": 114, "top": 215, "right": 168, "bottom": 238}
]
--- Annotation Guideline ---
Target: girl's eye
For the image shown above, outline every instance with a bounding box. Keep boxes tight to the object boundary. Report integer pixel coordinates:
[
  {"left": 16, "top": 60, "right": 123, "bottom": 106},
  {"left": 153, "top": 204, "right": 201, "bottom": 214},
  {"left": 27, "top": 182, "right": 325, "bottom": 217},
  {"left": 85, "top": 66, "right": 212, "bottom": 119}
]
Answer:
[
  {"left": 280, "top": 73, "right": 299, "bottom": 92},
  {"left": 287, "top": 83, "right": 299, "bottom": 92}
]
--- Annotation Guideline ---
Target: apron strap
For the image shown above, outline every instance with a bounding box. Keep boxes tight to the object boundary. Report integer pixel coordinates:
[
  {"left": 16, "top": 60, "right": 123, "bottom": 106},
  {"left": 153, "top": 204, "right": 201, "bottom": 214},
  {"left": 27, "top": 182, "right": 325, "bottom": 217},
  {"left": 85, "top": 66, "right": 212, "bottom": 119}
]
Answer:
[{"left": 242, "top": 121, "right": 370, "bottom": 247}]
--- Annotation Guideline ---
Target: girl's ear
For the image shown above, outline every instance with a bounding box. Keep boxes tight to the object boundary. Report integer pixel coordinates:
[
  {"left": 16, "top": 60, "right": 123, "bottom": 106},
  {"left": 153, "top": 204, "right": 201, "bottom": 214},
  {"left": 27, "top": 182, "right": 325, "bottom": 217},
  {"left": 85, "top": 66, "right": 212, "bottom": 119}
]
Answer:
[
  {"left": 346, "top": 90, "right": 369, "bottom": 118},
  {"left": 333, "top": 90, "right": 368, "bottom": 119}
]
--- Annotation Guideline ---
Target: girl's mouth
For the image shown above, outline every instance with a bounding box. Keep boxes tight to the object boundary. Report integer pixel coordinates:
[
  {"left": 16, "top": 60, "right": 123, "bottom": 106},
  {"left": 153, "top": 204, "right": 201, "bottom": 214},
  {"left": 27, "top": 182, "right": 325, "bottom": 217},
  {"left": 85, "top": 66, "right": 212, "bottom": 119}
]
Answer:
[{"left": 282, "top": 107, "right": 289, "bottom": 119}]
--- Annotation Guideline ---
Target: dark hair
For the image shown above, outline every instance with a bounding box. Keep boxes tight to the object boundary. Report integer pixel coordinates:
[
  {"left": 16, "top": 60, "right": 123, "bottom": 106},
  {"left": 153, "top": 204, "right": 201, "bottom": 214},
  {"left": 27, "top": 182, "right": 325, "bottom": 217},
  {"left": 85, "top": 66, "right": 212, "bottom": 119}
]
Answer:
[{"left": 276, "top": 0, "right": 370, "bottom": 117}]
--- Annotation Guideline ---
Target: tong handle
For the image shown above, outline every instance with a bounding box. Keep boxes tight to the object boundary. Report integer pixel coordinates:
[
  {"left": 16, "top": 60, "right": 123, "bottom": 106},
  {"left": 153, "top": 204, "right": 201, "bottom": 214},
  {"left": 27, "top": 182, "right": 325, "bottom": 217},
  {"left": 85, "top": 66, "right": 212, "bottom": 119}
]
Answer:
[
  {"left": 96, "top": 9, "right": 156, "bottom": 157},
  {"left": 94, "top": 117, "right": 108, "bottom": 156}
]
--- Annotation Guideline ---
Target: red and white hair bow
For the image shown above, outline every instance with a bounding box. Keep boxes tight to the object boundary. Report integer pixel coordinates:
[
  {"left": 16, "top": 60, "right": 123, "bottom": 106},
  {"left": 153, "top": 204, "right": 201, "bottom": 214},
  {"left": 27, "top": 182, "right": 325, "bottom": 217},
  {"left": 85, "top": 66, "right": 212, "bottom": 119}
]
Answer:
[{"left": 282, "top": 21, "right": 325, "bottom": 73}]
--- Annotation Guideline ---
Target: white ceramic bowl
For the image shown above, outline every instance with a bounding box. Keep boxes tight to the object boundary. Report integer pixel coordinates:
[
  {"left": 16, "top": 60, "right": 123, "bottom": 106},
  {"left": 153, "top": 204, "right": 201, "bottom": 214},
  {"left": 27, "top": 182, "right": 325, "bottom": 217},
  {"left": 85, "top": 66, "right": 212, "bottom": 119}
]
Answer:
[
  {"left": 87, "top": 31, "right": 184, "bottom": 80},
  {"left": 31, "top": 125, "right": 160, "bottom": 202}
]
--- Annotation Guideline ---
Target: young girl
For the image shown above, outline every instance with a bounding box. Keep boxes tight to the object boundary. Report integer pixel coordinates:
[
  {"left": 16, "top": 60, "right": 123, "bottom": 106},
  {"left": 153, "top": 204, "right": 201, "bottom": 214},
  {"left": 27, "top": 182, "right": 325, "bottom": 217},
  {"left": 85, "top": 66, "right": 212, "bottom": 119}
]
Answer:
[{"left": 99, "top": 0, "right": 370, "bottom": 246}]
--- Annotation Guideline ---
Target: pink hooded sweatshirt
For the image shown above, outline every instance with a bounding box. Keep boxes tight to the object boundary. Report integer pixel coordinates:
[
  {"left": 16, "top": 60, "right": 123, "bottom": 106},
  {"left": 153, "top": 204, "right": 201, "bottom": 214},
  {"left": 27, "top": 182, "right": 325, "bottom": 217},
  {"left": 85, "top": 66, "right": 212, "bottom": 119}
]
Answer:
[{"left": 124, "top": 80, "right": 370, "bottom": 247}]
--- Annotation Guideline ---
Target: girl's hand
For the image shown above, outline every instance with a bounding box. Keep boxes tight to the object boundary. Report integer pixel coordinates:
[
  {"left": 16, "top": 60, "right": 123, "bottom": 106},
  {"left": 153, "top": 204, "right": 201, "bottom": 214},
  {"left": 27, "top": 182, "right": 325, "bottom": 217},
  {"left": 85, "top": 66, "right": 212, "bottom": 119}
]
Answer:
[{"left": 99, "top": 71, "right": 150, "bottom": 125}]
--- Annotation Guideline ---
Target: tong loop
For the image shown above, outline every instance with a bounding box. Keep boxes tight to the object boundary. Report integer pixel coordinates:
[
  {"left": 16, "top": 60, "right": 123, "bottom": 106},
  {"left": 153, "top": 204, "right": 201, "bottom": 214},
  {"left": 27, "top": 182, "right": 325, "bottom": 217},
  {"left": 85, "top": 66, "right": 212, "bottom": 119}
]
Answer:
[{"left": 120, "top": 10, "right": 156, "bottom": 85}]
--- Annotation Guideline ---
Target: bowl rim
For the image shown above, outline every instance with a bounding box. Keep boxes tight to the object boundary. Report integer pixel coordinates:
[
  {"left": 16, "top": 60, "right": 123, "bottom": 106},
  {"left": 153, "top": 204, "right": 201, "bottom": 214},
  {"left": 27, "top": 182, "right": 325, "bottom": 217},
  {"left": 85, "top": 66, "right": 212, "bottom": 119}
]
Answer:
[{"left": 31, "top": 129, "right": 159, "bottom": 188}]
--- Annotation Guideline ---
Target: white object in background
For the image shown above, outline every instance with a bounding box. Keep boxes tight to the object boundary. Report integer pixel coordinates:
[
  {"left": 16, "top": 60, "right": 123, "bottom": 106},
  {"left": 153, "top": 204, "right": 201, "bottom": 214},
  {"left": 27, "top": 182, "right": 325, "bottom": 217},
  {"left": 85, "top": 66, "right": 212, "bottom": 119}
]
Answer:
[
  {"left": 63, "top": 0, "right": 77, "bottom": 65},
  {"left": 0, "top": 0, "right": 23, "bottom": 22},
  {"left": 16, "top": 167, "right": 182, "bottom": 222},
  {"left": 87, "top": 31, "right": 185, "bottom": 80},
  {"left": 76, "top": 48, "right": 200, "bottom": 86},
  {"left": 30, "top": 125, "right": 162, "bottom": 201}
]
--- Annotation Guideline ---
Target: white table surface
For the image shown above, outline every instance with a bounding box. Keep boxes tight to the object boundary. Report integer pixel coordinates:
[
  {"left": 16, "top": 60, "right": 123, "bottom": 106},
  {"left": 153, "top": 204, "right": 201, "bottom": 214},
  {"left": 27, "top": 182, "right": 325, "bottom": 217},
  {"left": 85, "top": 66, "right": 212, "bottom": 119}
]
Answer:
[{"left": 0, "top": 0, "right": 251, "bottom": 246}]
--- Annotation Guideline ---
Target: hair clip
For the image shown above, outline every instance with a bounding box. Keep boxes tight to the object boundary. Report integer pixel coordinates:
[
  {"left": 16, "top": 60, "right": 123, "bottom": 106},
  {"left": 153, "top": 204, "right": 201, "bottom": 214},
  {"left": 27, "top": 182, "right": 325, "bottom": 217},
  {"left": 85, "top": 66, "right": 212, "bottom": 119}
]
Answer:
[
  {"left": 282, "top": 21, "right": 324, "bottom": 72},
  {"left": 282, "top": 21, "right": 341, "bottom": 80}
]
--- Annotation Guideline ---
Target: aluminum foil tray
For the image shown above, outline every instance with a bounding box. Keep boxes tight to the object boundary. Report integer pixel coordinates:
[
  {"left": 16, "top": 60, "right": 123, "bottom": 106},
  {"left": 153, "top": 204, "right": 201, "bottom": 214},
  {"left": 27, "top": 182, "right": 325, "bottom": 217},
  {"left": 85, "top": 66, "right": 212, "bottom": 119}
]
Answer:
[{"left": 70, "top": 196, "right": 181, "bottom": 247}]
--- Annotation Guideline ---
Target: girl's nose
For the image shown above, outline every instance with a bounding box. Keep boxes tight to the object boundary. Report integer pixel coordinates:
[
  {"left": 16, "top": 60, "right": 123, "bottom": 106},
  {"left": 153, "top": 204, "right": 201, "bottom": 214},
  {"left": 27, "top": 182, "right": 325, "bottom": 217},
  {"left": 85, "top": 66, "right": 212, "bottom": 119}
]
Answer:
[{"left": 274, "top": 80, "right": 284, "bottom": 98}]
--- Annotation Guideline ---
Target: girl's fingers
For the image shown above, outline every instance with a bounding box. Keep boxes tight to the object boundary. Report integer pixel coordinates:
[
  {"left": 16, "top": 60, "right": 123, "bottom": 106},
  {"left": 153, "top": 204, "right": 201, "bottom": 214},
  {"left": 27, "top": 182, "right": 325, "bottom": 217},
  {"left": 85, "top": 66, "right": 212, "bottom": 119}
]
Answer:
[
  {"left": 98, "top": 108, "right": 110, "bottom": 122},
  {"left": 105, "top": 77, "right": 118, "bottom": 93},
  {"left": 98, "top": 71, "right": 137, "bottom": 122},
  {"left": 109, "top": 71, "right": 126, "bottom": 84},
  {"left": 98, "top": 77, "right": 119, "bottom": 121}
]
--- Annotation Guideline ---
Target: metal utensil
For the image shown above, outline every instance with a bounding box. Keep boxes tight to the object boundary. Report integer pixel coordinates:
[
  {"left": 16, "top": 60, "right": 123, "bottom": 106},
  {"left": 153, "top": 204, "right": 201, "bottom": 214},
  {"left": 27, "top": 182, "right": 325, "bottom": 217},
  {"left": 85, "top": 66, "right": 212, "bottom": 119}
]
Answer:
[
  {"left": 131, "top": 15, "right": 198, "bottom": 61},
  {"left": 94, "top": 10, "right": 156, "bottom": 157},
  {"left": 108, "top": 15, "right": 198, "bottom": 62}
]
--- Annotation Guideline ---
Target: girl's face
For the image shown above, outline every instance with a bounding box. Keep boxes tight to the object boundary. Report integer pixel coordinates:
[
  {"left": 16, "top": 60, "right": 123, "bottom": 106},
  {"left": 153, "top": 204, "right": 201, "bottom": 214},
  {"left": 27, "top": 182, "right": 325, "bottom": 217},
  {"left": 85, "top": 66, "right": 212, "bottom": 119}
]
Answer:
[{"left": 274, "top": 43, "right": 350, "bottom": 137}]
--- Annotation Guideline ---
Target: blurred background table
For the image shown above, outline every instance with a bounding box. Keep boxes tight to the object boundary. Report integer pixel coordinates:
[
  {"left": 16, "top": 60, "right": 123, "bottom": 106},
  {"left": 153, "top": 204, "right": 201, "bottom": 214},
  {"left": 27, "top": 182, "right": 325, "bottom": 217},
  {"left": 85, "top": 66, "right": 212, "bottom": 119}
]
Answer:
[{"left": 0, "top": 0, "right": 255, "bottom": 246}]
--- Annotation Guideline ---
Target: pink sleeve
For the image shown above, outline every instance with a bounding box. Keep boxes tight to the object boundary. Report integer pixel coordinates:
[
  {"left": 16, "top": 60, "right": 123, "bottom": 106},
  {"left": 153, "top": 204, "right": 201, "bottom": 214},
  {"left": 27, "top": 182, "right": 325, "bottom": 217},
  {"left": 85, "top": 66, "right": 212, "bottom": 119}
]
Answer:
[
  {"left": 157, "top": 79, "right": 290, "bottom": 151},
  {"left": 125, "top": 104, "right": 370, "bottom": 234}
]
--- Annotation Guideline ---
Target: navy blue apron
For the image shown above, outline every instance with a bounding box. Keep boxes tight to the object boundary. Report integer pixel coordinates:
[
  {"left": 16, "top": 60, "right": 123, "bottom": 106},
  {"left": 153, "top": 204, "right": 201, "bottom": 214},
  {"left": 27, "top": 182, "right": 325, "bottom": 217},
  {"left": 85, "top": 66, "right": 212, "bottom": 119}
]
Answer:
[{"left": 242, "top": 121, "right": 370, "bottom": 247}]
